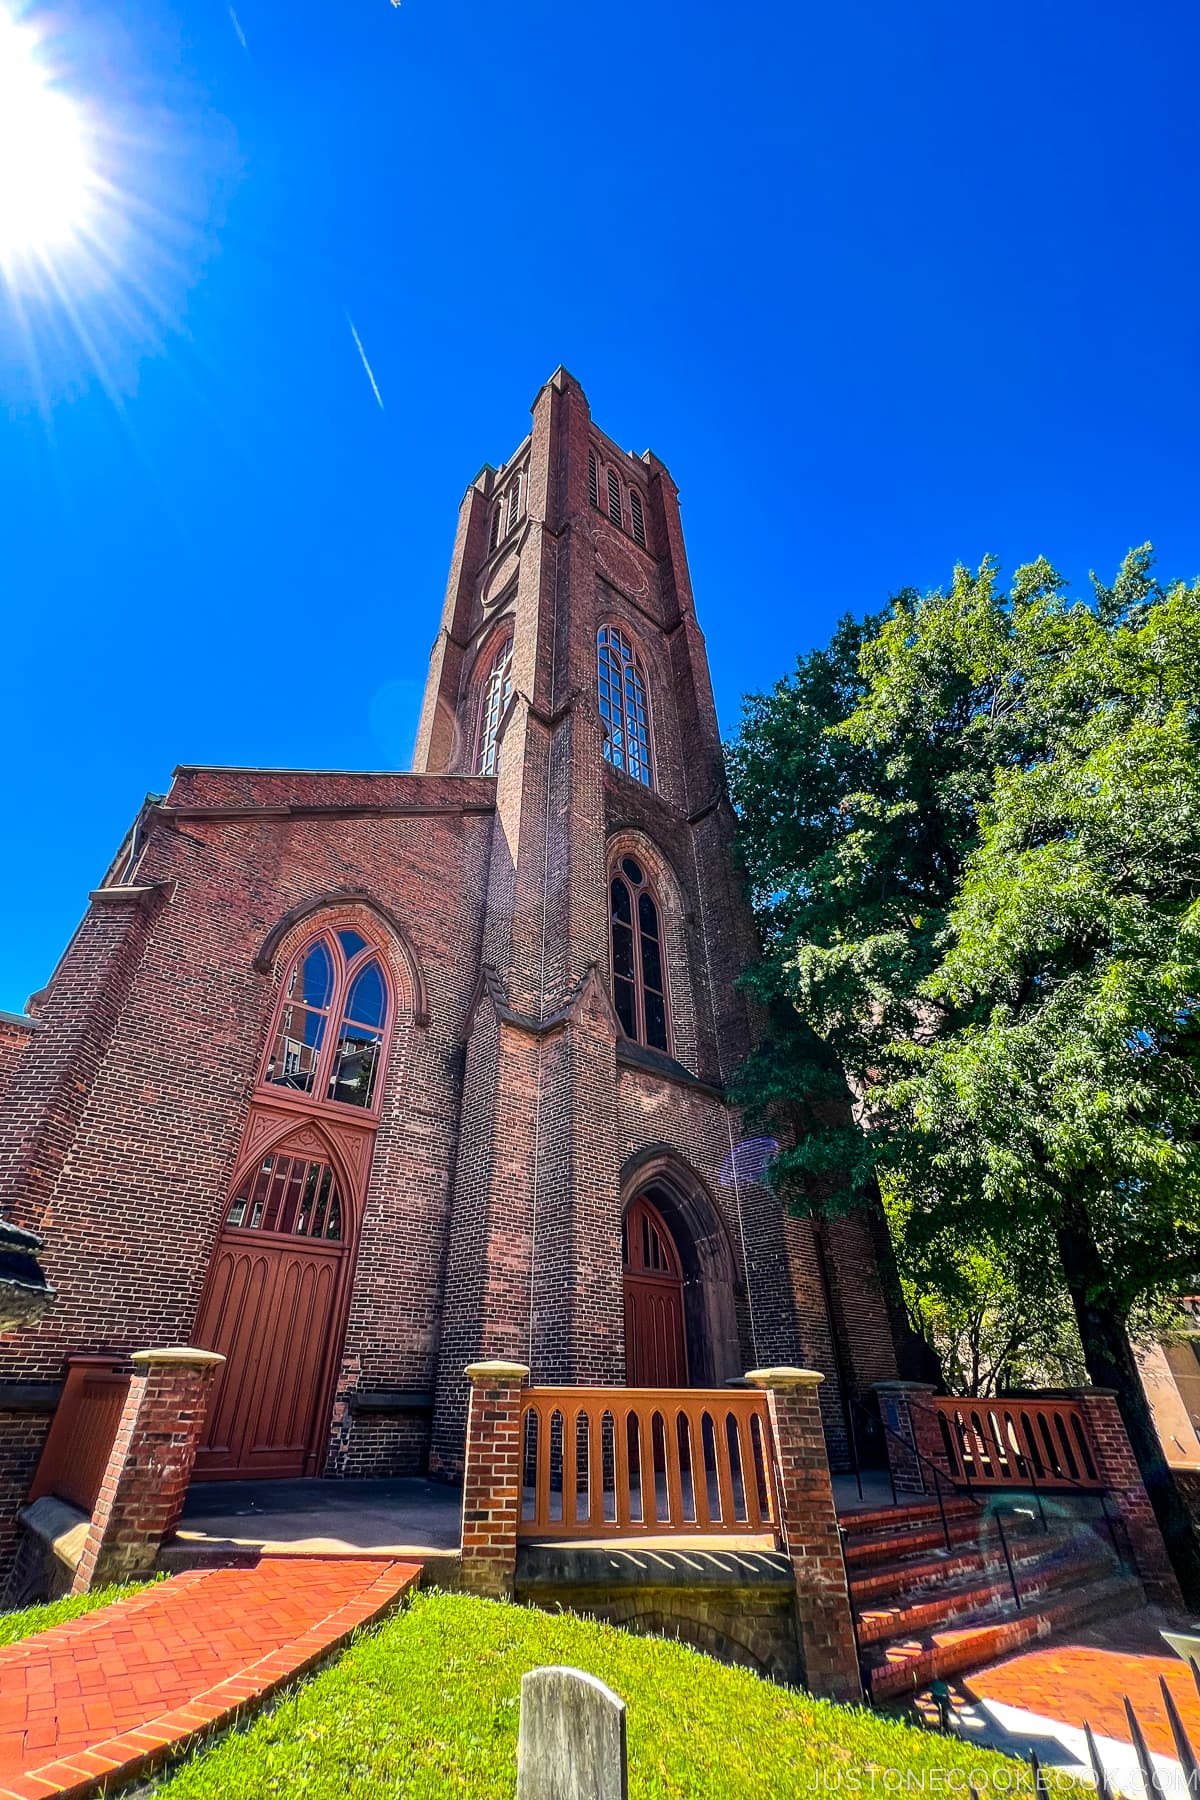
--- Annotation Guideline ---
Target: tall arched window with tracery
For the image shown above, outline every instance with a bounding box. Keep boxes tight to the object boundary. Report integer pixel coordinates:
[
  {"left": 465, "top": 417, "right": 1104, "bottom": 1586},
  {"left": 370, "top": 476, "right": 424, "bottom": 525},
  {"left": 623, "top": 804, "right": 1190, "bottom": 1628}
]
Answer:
[
  {"left": 474, "top": 634, "right": 514, "bottom": 775},
  {"left": 598, "top": 625, "right": 653, "bottom": 788},
  {"left": 609, "top": 854, "right": 670, "bottom": 1052},
  {"left": 263, "top": 927, "right": 391, "bottom": 1110}
]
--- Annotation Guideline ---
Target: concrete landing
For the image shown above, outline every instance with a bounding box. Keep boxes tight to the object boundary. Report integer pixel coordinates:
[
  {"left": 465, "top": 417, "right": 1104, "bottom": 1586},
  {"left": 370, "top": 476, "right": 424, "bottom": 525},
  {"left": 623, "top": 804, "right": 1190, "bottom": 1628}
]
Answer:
[{"left": 166, "top": 1477, "right": 462, "bottom": 1573}]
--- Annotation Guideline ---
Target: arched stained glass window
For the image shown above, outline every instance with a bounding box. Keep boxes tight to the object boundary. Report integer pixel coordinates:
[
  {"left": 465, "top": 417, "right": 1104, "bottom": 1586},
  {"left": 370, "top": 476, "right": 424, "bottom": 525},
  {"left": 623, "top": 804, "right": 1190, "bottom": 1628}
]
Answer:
[
  {"left": 263, "top": 932, "right": 391, "bottom": 1112},
  {"left": 609, "top": 854, "right": 669, "bottom": 1052},
  {"left": 598, "top": 625, "right": 653, "bottom": 788},
  {"left": 475, "top": 635, "right": 514, "bottom": 775}
]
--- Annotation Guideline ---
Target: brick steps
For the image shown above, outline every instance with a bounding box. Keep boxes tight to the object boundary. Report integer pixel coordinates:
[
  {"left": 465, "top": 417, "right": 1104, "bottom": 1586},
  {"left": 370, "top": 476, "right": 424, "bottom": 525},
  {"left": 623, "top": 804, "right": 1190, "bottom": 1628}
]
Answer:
[
  {"left": 846, "top": 1514, "right": 1102, "bottom": 1604},
  {"left": 849, "top": 1539, "right": 1029, "bottom": 1603},
  {"left": 853, "top": 1532, "right": 1115, "bottom": 1646},
  {"left": 842, "top": 1511, "right": 986, "bottom": 1569},
  {"left": 838, "top": 1493, "right": 1145, "bottom": 1705},
  {"left": 864, "top": 1570, "right": 1141, "bottom": 1701},
  {"left": 840, "top": 1497, "right": 978, "bottom": 1537}
]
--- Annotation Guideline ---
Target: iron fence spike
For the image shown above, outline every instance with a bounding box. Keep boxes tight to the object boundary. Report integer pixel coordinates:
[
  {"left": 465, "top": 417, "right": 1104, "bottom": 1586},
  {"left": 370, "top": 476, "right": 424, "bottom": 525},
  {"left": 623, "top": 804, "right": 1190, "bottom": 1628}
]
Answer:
[
  {"left": 1125, "top": 1694, "right": 1167, "bottom": 1800},
  {"left": 1084, "top": 1719, "right": 1117, "bottom": 1800},
  {"left": 1159, "top": 1674, "right": 1200, "bottom": 1789}
]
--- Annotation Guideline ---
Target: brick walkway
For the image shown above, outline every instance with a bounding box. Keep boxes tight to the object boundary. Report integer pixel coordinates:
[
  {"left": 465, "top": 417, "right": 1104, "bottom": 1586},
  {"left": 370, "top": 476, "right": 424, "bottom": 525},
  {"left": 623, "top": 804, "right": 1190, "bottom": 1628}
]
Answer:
[
  {"left": 969, "top": 1641, "right": 1200, "bottom": 1761},
  {"left": 0, "top": 1556, "right": 420, "bottom": 1800}
]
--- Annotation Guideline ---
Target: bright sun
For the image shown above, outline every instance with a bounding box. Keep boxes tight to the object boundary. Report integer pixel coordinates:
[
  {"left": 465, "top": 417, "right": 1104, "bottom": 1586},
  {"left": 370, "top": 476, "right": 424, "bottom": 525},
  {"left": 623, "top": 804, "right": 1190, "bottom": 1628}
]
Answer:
[{"left": 0, "top": 6, "right": 93, "bottom": 261}]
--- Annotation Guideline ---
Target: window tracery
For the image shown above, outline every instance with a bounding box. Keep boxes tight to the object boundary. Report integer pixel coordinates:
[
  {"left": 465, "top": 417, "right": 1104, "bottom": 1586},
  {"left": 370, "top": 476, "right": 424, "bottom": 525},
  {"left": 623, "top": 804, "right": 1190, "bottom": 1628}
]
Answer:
[
  {"left": 263, "top": 929, "right": 391, "bottom": 1112},
  {"left": 598, "top": 625, "right": 653, "bottom": 788},
  {"left": 609, "top": 853, "right": 669, "bottom": 1052}
]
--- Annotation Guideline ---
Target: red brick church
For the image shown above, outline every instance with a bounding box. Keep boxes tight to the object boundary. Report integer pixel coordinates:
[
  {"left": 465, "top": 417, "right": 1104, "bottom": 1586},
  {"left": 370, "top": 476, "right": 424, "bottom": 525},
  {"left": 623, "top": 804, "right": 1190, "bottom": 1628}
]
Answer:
[{"left": 0, "top": 369, "right": 901, "bottom": 1579}]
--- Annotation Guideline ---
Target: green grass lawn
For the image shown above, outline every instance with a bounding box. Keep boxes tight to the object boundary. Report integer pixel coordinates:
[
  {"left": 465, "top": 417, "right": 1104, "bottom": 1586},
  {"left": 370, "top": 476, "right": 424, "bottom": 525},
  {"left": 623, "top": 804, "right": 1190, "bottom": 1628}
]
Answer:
[
  {"left": 0, "top": 1582, "right": 146, "bottom": 1650},
  {"left": 152, "top": 1592, "right": 1044, "bottom": 1799}
]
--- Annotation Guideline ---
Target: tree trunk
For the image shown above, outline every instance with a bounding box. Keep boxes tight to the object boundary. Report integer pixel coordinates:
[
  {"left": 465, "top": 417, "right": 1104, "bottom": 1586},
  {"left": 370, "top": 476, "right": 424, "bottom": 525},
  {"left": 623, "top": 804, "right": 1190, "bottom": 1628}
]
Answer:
[
  {"left": 1057, "top": 1191, "right": 1200, "bottom": 1605},
  {"left": 857, "top": 1180, "right": 944, "bottom": 1385}
]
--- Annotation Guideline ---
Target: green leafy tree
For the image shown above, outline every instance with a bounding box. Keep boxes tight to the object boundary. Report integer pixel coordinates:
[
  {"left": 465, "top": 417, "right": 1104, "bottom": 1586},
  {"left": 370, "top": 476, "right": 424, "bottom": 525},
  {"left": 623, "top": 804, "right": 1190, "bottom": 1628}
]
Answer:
[
  {"left": 730, "top": 549, "right": 1200, "bottom": 1596},
  {"left": 885, "top": 1207, "right": 1086, "bottom": 1397}
]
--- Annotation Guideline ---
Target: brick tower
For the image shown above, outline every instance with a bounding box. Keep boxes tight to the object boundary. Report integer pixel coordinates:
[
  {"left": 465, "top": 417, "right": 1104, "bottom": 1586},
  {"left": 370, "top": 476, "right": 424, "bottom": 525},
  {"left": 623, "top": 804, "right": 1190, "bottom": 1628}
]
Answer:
[{"left": 416, "top": 368, "right": 899, "bottom": 1465}]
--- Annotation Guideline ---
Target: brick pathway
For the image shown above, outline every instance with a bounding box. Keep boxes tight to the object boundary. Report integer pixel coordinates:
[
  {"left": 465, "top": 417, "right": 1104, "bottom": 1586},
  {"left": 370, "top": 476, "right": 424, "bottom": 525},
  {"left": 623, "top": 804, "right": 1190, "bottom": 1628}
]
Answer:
[
  {"left": 0, "top": 1556, "right": 420, "bottom": 1800},
  {"left": 968, "top": 1641, "right": 1200, "bottom": 1761}
]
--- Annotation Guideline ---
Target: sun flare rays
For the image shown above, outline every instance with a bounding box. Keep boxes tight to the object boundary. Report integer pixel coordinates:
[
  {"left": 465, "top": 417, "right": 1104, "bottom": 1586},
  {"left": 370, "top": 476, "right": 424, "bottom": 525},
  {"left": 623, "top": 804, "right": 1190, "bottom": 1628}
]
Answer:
[{"left": 0, "top": 2, "right": 236, "bottom": 419}]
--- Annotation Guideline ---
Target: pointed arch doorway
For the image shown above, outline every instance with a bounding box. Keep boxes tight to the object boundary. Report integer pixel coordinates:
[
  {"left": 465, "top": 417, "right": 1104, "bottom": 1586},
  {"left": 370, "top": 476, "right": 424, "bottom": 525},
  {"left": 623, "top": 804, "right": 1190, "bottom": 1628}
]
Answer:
[
  {"left": 193, "top": 1126, "right": 356, "bottom": 1480},
  {"left": 623, "top": 1194, "right": 689, "bottom": 1387}
]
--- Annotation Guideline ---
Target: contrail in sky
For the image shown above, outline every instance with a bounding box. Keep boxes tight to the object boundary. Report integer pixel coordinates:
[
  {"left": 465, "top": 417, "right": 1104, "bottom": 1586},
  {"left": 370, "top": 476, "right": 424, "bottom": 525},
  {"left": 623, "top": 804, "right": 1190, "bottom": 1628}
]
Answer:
[
  {"left": 347, "top": 314, "right": 385, "bottom": 411},
  {"left": 228, "top": 6, "right": 248, "bottom": 50}
]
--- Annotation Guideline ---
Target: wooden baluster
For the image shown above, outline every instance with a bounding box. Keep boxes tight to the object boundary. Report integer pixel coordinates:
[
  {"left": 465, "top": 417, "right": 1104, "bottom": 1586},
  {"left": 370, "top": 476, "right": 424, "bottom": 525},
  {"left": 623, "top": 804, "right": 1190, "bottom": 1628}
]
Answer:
[
  {"left": 737, "top": 1411, "right": 763, "bottom": 1529},
  {"left": 535, "top": 1403, "right": 553, "bottom": 1530},
  {"left": 563, "top": 1410, "right": 580, "bottom": 1532},
  {"left": 690, "top": 1403, "right": 714, "bottom": 1529},
  {"left": 661, "top": 1408, "right": 683, "bottom": 1528},
  {"left": 713, "top": 1411, "right": 737, "bottom": 1525},
  {"left": 614, "top": 1402, "right": 633, "bottom": 1531}
]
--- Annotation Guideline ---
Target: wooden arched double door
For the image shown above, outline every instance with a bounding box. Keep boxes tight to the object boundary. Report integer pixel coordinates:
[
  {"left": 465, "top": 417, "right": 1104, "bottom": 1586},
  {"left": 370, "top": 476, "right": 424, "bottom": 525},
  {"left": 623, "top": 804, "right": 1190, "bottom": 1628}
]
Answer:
[
  {"left": 194, "top": 1113, "right": 369, "bottom": 1480},
  {"left": 623, "top": 1194, "right": 689, "bottom": 1388}
]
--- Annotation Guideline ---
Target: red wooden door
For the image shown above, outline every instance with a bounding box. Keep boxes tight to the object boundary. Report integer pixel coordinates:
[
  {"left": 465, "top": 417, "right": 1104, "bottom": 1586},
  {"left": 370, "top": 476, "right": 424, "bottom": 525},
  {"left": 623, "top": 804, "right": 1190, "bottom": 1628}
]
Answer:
[
  {"left": 193, "top": 1149, "right": 349, "bottom": 1480},
  {"left": 623, "top": 1195, "right": 688, "bottom": 1387}
]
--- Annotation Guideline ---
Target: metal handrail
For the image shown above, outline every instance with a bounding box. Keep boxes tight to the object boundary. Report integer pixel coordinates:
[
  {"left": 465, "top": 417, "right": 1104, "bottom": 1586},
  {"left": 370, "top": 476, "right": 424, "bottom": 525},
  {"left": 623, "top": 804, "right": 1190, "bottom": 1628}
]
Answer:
[
  {"left": 848, "top": 1392, "right": 1136, "bottom": 1592},
  {"left": 848, "top": 1395, "right": 1022, "bottom": 1603}
]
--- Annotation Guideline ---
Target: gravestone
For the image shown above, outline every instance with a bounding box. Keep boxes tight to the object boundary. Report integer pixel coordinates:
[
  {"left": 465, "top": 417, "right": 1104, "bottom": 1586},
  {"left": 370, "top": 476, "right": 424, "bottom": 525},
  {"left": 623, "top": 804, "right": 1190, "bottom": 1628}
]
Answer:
[{"left": 516, "top": 1666, "right": 628, "bottom": 1800}]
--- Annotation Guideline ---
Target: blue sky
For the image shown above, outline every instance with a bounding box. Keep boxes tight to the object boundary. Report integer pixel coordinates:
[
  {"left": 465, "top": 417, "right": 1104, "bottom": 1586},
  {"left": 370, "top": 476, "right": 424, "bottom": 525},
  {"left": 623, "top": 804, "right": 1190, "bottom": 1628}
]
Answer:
[{"left": 2, "top": 0, "right": 1197, "bottom": 1012}]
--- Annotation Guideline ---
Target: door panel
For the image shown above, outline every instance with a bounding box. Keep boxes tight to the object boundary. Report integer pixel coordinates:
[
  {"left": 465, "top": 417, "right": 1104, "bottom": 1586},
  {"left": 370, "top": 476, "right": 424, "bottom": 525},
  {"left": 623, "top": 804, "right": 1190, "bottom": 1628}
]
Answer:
[
  {"left": 194, "top": 1227, "right": 345, "bottom": 1479},
  {"left": 625, "top": 1275, "right": 688, "bottom": 1386},
  {"left": 623, "top": 1195, "right": 689, "bottom": 1387}
]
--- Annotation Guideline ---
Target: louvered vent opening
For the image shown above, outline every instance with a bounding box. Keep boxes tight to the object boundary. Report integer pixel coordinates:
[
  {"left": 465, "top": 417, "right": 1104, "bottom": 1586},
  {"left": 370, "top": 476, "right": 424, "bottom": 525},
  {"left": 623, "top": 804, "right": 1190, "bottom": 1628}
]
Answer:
[
  {"left": 629, "top": 488, "right": 646, "bottom": 548},
  {"left": 588, "top": 449, "right": 599, "bottom": 508},
  {"left": 607, "top": 469, "right": 622, "bottom": 527},
  {"left": 489, "top": 503, "right": 502, "bottom": 552},
  {"left": 506, "top": 478, "right": 521, "bottom": 533}
]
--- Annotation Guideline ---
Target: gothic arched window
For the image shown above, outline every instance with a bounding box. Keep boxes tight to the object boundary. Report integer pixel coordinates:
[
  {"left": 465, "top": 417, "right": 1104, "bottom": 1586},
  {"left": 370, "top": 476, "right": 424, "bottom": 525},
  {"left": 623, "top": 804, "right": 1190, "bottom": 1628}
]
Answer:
[
  {"left": 475, "top": 634, "right": 514, "bottom": 775},
  {"left": 609, "top": 855, "right": 669, "bottom": 1052},
  {"left": 598, "top": 625, "right": 653, "bottom": 788},
  {"left": 263, "top": 928, "right": 391, "bottom": 1111}
]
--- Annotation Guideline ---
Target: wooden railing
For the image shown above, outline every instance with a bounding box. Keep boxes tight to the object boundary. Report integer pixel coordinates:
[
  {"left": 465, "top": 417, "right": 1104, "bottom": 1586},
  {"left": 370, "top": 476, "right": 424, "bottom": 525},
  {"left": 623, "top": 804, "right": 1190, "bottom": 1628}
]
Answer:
[
  {"left": 28, "top": 1354, "right": 130, "bottom": 1514},
  {"left": 516, "top": 1386, "right": 780, "bottom": 1540},
  {"left": 934, "top": 1396, "right": 1102, "bottom": 1490}
]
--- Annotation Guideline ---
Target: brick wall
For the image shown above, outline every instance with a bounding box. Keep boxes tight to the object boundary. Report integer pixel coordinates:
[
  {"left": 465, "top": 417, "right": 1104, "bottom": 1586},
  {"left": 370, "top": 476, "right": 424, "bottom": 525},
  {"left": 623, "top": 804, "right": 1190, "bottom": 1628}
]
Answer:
[{"left": 0, "top": 1017, "right": 34, "bottom": 1114}]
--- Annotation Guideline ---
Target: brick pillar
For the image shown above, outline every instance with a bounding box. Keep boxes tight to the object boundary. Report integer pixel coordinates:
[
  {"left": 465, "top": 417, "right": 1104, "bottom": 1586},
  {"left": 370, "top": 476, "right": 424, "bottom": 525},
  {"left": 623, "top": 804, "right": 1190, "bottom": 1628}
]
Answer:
[
  {"left": 72, "top": 1347, "right": 224, "bottom": 1594},
  {"left": 873, "top": 1382, "right": 943, "bottom": 1496},
  {"left": 1073, "top": 1386, "right": 1184, "bottom": 1607},
  {"left": 460, "top": 1360, "right": 529, "bottom": 1601},
  {"left": 748, "top": 1367, "right": 861, "bottom": 1704}
]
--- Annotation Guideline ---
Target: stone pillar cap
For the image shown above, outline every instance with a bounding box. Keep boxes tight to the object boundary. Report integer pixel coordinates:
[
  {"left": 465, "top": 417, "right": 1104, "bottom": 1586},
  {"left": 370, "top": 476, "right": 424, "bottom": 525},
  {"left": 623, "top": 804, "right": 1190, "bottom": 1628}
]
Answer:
[
  {"left": 131, "top": 1347, "right": 225, "bottom": 1368},
  {"left": 465, "top": 1360, "right": 530, "bottom": 1382},
  {"left": 745, "top": 1366, "right": 825, "bottom": 1389}
]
